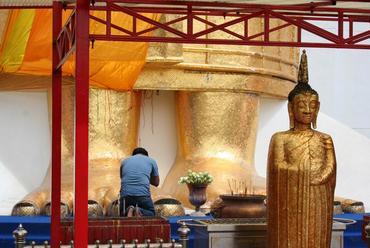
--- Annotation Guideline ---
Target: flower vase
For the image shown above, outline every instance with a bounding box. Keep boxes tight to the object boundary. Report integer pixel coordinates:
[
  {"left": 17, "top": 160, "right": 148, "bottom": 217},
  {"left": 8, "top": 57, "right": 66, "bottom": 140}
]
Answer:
[{"left": 187, "top": 183, "right": 208, "bottom": 216}]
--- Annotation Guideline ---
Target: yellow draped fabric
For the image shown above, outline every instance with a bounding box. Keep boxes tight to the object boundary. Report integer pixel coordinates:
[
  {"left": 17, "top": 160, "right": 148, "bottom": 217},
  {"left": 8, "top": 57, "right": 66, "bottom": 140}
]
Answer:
[
  {"left": 0, "top": 10, "right": 35, "bottom": 73},
  {"left": 18, "top": 9, "right": 74, "bottom": 76},
  {"left": 1, "top": 9, "right": 159, "bottom": 90}
]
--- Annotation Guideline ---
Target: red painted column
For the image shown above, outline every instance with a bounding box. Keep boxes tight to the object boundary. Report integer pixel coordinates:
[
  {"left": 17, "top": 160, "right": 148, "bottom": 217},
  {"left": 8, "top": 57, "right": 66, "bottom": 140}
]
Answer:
[
  {"left": 51, "top": 2, "right": 62, "bottom": 248},
  {"left": 74, "top": 0, "right": 90, "bottom": 247}
]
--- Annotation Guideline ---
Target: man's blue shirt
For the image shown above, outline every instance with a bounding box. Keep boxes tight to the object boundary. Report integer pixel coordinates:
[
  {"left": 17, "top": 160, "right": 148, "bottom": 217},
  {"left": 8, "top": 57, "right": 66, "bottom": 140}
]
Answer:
[{"left": 120, "top": 154, "right": 159, "bottom": 197}]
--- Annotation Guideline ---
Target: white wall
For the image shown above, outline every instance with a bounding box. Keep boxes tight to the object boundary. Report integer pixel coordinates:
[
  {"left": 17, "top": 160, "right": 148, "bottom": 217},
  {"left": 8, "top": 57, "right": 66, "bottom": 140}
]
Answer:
[
  {"left": 138, "top": 91, "right": 177, "bottom": 186},
  {"left": 0, "top": 92, "right": 50, "bottom": 214},
  {"left": 302, "top": 21, "right": 370, "bottom": 138},
  {"left": 305, "top": 47, "right": 370, "bottom": 138}
]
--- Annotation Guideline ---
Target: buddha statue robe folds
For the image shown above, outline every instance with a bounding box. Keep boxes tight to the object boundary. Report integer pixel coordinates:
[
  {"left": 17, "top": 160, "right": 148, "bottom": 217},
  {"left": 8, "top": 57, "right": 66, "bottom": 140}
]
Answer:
[{"left": 267, "top": 51, "right": 336, "bottom": 248}]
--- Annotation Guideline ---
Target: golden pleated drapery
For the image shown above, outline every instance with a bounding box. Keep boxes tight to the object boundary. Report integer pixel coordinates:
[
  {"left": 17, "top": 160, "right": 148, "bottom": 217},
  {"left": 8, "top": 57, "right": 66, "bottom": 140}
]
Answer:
[{"left": 267, "top": 130, "right": 336, "bottom": 247}]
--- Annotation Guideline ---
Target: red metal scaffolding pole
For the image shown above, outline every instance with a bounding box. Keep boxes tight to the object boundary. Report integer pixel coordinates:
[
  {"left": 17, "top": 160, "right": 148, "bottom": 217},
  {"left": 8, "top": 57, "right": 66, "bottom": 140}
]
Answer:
[
  {"left": 51, "top": 2, "right": 62, "bottom": 248},
  {"left": 74, "top": 0, "right": 90, "bottom": 247}
]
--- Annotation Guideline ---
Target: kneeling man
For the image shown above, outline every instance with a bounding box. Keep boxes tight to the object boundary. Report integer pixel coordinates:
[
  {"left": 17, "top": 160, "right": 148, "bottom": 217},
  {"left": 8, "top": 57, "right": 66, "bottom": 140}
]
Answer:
[{"left": 120, "top": 147, "right": 160, "bottom": 217}]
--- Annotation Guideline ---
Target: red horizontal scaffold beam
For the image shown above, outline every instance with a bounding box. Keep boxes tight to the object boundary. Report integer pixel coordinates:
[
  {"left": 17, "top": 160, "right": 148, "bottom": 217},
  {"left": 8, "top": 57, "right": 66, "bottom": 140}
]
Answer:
[{"left": 87, "top": 0, "right": 370, "bottom": 49}]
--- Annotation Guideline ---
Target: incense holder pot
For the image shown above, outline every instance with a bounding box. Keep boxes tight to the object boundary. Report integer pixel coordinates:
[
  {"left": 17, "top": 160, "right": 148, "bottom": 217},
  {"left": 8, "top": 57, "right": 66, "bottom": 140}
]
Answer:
[{"left": 212, "top": 194, "right": 266, "bottom": 218}]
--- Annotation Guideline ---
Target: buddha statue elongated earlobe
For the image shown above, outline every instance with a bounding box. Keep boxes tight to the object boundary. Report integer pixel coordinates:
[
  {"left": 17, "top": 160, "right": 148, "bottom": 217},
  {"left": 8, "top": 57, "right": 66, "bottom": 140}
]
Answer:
[
  {"left": 288, "top": 103, "right": 294, "bottom": 129},
  {"left": 312, "top": 115, "right": 317, "bottom": 129},
  {"left": 312, "top": 101, "right": 320, "bottom": 129}
]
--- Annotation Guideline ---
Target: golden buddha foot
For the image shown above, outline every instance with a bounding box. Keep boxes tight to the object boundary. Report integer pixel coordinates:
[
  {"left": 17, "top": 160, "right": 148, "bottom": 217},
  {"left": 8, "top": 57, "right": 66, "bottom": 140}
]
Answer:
[
  {"left": 161, "top": 91, "right": 265, "bottom": 207},
  {"left": 12, "top": 87, "right": 141, "bottom": 217}
]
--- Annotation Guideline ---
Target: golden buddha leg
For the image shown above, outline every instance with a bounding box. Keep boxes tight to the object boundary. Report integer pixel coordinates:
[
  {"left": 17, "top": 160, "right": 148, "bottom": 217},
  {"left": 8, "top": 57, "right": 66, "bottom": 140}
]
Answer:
[
  {"left": 161, "top": 91, "right": 264, "bottom": 207},
  {"left": 11, "top": 17, "right": 298, "bottom": 215},
  {"left": 141, "top": 18, "right": 298, "bottom": 207},
  {"left": 12, "top": 85, "right": 75, "bottom": 216},
  {"left": 12, "top": 86, "right": 141, "bottom": 216},
  {"left": 85, "top": 88, "right": 140, "bottom": 216}
]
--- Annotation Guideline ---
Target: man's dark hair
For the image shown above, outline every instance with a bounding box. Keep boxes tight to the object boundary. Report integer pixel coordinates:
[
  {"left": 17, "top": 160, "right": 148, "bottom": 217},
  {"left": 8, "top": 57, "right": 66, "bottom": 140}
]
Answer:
[{"left": 132, "top": 147, "right": 149, "bottom": 156}]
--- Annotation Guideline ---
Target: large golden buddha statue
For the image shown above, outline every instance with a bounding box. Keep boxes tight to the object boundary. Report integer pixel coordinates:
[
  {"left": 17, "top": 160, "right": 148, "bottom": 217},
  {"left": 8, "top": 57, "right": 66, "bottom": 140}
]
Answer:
[
  {"left": 267, "top": 51, "right": 336, "bottom": 248},
  {"left": 4, "top": 11, "right": 299, "bottom": 215}
]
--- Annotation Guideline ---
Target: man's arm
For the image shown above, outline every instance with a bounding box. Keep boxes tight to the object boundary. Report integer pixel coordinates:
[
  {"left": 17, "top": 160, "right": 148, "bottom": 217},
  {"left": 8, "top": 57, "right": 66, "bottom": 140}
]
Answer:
[
  {"left": 120, "top": 160, "right": 124, "bottom": 179},
  {"left": 150, "top": 160, "right": 160, "bottom": 187},
  {"left": 150, "top": 176, "right": 160, "bottom": 187}
]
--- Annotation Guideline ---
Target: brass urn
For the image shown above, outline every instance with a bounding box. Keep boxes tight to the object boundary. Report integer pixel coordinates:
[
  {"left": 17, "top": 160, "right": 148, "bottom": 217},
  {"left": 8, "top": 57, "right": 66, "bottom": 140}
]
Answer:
[{"left": 212, "top": 194, "right": 266, "bottom": 218}]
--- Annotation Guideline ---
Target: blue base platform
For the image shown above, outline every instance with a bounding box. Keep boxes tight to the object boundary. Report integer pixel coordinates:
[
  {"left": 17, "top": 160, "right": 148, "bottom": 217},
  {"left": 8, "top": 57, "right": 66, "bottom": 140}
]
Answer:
[
  {"left": 0, "top": 214, "right": 368, "bottom": 248},
  {"left": 168, "top": 215, "right": 213, "bottom": 248},
  {"left": 335, "top": 213, "right": 369, "bottom": 248},
  {"left": 0, "top": 216, "right": 50, "bottom": 247}
]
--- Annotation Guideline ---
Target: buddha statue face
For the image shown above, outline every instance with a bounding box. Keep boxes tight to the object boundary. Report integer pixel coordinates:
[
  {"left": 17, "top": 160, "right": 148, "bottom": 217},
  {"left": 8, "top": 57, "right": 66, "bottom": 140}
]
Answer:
[{"left": 288, "top": 91, "right": 320, "bottom": 129}]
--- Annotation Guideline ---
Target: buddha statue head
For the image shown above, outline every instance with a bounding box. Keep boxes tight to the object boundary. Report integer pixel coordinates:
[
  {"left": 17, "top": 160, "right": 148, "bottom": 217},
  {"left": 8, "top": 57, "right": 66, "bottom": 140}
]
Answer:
[{"left": 288, "top": 50, "right": 320, "bottom": 130}]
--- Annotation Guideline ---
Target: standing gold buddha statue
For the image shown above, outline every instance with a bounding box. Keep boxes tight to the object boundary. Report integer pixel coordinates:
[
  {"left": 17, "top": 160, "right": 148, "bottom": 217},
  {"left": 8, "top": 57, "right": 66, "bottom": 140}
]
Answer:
[{"left": 267, "top": 50, "right": 336, "bottom": 248}]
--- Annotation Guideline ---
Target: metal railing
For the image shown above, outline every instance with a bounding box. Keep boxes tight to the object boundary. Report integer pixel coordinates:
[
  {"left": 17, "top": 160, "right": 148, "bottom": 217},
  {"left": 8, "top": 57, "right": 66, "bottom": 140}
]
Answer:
[{"left": 12, "top": 222, "right": 190, "bottom": 248}]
